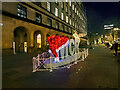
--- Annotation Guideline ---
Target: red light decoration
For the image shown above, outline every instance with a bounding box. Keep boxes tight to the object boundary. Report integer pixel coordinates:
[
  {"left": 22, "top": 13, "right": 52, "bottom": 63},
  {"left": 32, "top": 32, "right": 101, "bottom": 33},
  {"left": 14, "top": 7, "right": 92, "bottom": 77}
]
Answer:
[{"left": 48, "top": 35, "right": 69, "bottom": 57}]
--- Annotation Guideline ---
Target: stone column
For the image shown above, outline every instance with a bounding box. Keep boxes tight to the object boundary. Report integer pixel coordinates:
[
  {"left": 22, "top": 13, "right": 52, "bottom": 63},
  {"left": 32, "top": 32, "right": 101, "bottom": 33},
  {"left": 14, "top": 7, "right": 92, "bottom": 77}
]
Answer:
[
  {"left": 28, "top": 31, "right": 34, "bottom": 53},
  {"left": 41, "top": 32, "right": 47, "bottom": 52}
]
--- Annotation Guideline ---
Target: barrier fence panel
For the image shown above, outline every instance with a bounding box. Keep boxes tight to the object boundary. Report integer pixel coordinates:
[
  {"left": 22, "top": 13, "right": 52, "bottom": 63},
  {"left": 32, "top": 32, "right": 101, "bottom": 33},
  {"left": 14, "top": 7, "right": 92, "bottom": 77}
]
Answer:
[{"left": 32, "top": 48, "right": 89, "bottom": 72}]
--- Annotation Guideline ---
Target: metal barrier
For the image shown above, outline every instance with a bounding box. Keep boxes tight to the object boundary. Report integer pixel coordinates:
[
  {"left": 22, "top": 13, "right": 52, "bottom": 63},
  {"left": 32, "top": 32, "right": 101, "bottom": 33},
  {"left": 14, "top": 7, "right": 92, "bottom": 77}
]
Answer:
[{"left": 32, "top": 48, "right": 88, "bottom": 72}]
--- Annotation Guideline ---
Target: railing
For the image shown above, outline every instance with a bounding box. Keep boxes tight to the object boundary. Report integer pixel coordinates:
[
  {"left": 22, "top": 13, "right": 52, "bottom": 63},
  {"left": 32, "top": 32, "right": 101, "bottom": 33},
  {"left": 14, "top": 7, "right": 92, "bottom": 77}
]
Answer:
[{"left": 32, "top": 48, "right": 88, "bottom": 72}]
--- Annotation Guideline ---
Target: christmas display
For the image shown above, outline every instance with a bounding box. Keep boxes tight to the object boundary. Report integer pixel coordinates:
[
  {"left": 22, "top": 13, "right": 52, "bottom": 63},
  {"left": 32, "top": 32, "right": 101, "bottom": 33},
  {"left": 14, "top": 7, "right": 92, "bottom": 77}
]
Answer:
[{"left": 32, "top": 35, "right": 89, "bottom": 72}]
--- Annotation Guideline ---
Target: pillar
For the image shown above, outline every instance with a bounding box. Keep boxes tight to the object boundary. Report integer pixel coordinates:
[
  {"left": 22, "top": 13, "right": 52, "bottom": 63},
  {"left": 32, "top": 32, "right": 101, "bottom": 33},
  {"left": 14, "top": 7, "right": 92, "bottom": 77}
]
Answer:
[{"left": 41, "top": 32, "right": 47, "bottom": 51}]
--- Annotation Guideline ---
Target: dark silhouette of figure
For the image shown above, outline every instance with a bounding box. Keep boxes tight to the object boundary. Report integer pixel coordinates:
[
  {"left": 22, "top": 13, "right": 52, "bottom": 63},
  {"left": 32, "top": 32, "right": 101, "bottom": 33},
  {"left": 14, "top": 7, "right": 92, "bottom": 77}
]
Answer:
[{"left": 114, "top": 42, "right": 118, "bottom": 56}]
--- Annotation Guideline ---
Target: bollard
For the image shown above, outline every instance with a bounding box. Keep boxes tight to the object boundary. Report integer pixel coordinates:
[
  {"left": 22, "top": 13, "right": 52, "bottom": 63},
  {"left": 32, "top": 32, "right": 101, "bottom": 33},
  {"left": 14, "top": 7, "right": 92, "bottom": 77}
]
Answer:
[{"left": 32, "top": 57, "right": 37, "bottom": 72}]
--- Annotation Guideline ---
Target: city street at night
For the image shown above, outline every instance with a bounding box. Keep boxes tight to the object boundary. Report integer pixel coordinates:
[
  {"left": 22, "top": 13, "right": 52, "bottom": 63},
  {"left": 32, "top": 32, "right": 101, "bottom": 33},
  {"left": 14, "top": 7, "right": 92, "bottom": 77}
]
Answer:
[
  {"left": 2, "top": 45, "right": 119, "bottom": 88},
  {"left": 1, "top": 1, "right": 120, "bottom": 89}
]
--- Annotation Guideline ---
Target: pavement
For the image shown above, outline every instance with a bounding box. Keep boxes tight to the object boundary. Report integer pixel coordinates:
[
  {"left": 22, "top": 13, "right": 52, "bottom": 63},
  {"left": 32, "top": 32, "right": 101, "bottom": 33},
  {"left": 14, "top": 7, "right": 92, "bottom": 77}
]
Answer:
[{"left": 2, "top": 45, "right": 120, "bottom": 88}]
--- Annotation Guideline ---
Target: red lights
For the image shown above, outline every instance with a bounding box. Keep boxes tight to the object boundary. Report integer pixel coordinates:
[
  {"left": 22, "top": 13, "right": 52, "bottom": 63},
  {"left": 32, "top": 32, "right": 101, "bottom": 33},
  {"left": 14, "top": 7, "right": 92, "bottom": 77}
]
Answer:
[{"left": 48, "top": 35, "right": 69, "bottom": 57}]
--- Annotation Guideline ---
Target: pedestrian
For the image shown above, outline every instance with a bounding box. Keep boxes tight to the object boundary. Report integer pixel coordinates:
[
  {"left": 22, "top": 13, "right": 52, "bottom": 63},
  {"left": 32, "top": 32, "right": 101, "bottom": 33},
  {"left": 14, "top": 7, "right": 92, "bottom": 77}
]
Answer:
[{"left": 114, "top": 41, "right": 118, "bottom": 56}]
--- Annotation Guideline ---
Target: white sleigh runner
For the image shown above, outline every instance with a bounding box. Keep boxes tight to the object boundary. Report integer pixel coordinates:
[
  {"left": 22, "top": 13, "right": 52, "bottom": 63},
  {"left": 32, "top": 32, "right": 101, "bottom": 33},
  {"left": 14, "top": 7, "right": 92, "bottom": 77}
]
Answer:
[{"left": 32, "top": 48, "right": 88, "bottom": 72}]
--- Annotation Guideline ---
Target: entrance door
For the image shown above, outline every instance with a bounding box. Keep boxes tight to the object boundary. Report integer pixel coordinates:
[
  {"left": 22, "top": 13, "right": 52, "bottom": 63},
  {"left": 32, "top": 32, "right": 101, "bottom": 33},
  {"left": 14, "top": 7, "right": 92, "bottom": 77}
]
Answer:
[{"left": 14, "top": 27, "right": 28, "bottom": 53}]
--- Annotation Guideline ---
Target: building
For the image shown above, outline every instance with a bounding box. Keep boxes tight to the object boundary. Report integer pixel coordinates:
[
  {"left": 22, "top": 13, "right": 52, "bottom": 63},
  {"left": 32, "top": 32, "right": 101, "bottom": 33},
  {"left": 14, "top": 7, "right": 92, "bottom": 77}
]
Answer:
[{"left": 2, "top": 1, "right": 87, "bottom": 55}]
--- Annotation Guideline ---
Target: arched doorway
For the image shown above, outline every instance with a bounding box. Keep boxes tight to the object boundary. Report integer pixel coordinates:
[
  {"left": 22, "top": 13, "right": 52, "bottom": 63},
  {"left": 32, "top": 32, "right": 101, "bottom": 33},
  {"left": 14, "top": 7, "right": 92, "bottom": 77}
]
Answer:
[
  {"left": 34, "top": 31, "right": 42, "bottom": 50},
  {"left": 14, "top": 27, "right": 28, "bottom": 53}
]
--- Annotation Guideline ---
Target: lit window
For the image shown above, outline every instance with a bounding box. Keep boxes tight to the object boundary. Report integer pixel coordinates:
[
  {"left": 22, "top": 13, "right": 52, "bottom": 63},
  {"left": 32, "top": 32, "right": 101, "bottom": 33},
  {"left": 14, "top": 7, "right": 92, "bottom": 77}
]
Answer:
[
  {"left": 75, "top": 8, "right": 76, "bottom": 13},
  {"left": 55, "top": 8, "right": 58, "bottom": 17},
  {"left": 66, "top": 16, "right": 68, "bottom": 23},
  {"left": 56, "top": 22, "right": 59, "bottom": 29},
  {"left": 70, "top": 19, "right": 71, "bottom": 25},
  {"left": 36, "top": 13, "right": 42, "bottom": 23},
  {"left": 77, "top": 11, "right": 78, "bottom": 15},
  {"left": 61, "top": 13, "right": 64, "bottom": 20},
  {"left": 69, "top": 1, "right": 71, "bottom": 6},
  {"left": 17, "top": 4, "right": 27, "bottom": 18},
  {"left": 47, "top": 2, "right": 51, "bottom": 12},
  {"left": 47, "top": 18, "right": 52, "bottom": 26},
  {"left": 72, "top": 4, "right": 74, "bottom": 10}
]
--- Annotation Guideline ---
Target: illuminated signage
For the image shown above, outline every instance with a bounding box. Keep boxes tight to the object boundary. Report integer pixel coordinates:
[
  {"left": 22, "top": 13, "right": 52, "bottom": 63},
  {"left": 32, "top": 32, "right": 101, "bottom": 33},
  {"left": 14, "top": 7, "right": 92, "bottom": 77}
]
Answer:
[{"left": 48, "top": 35, "right": 80, "bottom": 62}]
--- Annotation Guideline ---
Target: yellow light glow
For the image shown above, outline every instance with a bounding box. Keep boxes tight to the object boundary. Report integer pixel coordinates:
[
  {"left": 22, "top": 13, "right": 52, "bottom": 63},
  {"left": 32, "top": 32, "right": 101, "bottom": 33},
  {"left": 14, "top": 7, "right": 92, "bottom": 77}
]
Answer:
[
  {"left": 37, "top": 34, "right": 41, "bottom": 48},
  {"left": 24, "top": 42, "right": 27, "bottom": 53}
]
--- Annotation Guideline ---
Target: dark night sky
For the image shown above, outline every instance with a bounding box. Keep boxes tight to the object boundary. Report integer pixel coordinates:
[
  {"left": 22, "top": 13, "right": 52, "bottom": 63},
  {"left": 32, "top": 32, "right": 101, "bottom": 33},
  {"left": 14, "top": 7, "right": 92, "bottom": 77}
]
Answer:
[{"left": 83, "top": 2, "right": 119, "bottom": 35}]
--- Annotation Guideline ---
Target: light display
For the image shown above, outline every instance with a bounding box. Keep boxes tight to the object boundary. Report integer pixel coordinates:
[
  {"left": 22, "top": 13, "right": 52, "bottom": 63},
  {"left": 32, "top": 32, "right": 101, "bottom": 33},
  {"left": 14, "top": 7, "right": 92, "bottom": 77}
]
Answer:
[
  {"left": 48, "top": 35, "right": 80, "bottom": 62},
  {"left": 48, "top": 35, "right": 69, "bottom": 61}
]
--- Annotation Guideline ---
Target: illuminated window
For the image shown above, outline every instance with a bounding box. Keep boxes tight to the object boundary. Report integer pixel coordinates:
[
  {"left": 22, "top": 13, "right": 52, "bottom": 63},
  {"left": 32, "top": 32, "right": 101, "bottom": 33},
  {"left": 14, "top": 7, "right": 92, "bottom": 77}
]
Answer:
[
  {"left": 69, "top": 1, "right": 71, "bottom": 6},
  {"left": 17, "top": 4, "right": 27, "bottom": 18},
  {"left": 73, "top": 22, "right": 74, "bottom": 26},
  {"left": 70, "top": 19, "right": 71, "bottom": 25},
  {"left": 37, "top": 34, "right": 41, "bottom": 48},
  {"left": 72, "top": 4, "right": 74, "bottom": 10},
  {"left": 77, "top": 11, "right": 78, "bottom": 15},
  {"left": 56, "top": 22, "right": 59, "bottom": 29},
  {"left": 75, "top": 8, "right": 76, "bottom": 13},
  {"left": 47, "top": 2, "right": 51, "bottom": 12},
  {"left": 61, "top": 13, "right": 64, "bottom": 20},
  {"left": 36, "top": 13, "right": 42, "bottom": 23},
  {"left": 55, "top": 8, "right": 58, "bottom": 16},
  {"left": 47, "top": 18, "right": 52, "bottom": 26},
  {"left": 66, "top": 16, "right": 68, "bottom": 23}
]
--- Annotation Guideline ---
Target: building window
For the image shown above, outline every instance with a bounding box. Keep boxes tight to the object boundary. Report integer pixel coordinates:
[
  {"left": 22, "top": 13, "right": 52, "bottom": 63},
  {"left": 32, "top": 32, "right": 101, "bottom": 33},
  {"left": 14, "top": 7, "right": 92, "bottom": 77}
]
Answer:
[
  {"left": 66, "top": 26, "right": 69, "bottom": 32},
  {"left": 62, "top": 25, "right": 65, "bottom": 31},
  {"left": 34, "top": 2, "right": 41, "bottom": 7},
  {"left": 70, "top": 19, "right": 71, "bottom": 25},
  {"left": 17, "top": 4, "right": 27, "bottom": 18},
  {"left": 66, "top": 16, "right": 68, "bottom": 23},
  {"left": 75, "top": 8, "right": 76, "bottom": 13},
  {"left": 72, "top": 13, "right": 74, "bottom": 18},
  {"left": 47, "top": 18, "right": 52, "bottom": 26},
  {"left": 56, "top": 22, "right": 59, "bottom": 29},
  {"left": 61, "top": 13, "right": 64, "bottom": 20},
  {"left": 72, "top": 4, "right": 74, "bottom": 10},
  {"left": 66, "top": 6, "right": 68, "bottom": 13},
  {"left": 47, "top": 2, "right": 51, "bottom": 12},
  {"left": 36, "top": 13, "right": 42, "bottom": 23},
  {"left": 77, "top": 11, "right": 78, "bottom": 15},
  {"left": 55, "top": 8, "right": 58, "bottom": 17},
  {"left": 69, "top": 1, "right": 71, "bottom": 6},
  {"left": 61, "top": 2, "right": 64, "bottom": 10},
  {"left": 73, "top": 22, "right": 74, "bottom": 26}
]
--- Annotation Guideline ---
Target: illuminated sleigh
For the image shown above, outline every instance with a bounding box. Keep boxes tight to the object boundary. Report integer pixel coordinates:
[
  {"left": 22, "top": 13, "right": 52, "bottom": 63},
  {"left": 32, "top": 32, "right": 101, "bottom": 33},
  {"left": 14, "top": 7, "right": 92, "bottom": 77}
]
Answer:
[{"left": 32, "top": 35, "right": 88, "bottom": 72}]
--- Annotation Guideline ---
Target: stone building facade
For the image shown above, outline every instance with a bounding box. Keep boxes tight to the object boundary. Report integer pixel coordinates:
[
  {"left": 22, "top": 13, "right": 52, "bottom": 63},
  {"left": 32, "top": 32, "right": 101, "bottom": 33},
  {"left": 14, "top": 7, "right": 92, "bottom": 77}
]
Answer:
[{"left": 2, "top": 2, "right": 87, "bottom": 55}]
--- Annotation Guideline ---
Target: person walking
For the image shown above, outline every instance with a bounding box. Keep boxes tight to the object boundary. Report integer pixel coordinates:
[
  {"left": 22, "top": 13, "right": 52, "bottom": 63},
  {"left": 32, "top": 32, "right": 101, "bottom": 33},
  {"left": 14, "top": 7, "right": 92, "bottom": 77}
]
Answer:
[{"left": 114, "top": 41, "right": 118, "bottom": 56}]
